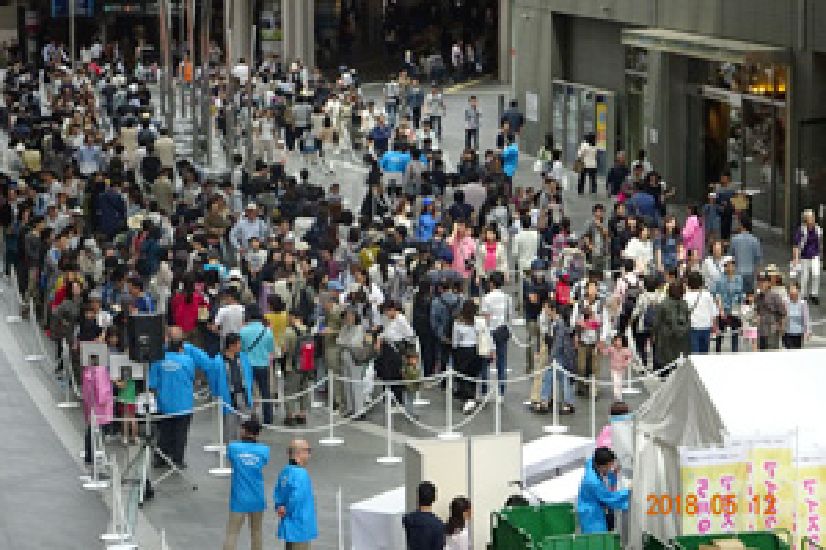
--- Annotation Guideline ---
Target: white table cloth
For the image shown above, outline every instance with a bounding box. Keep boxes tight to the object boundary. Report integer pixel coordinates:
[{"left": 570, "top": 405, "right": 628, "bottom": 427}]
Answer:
[
  {"left": 349, "top": 486, "right": 406, "bottom": 550},
  {"left": 522, "top": 434, "right": 594, "bottom": 482},
  {"left": 527, "top": 467, "right": 584, "bottom": 504}
]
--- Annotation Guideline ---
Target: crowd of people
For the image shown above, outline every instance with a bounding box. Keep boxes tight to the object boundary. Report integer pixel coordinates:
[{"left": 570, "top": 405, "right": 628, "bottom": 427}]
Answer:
[{"left": 0, "top": 30, "right": 821, "bottom": 549}]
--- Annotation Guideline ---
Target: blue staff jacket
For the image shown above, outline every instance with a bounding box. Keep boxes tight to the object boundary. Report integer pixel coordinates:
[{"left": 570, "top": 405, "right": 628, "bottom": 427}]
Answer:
[
  {"left": 183, "top": 343, "right": 254, "bottom": 415},
  {"left": 273, "top": 463, "right": 318, "bottom": 543},
  {"left": 148, "top": 351, "right": 196, "bottom": 415},
  {"left": 576, "top": 458, "right": 630, "bottom": 533}
]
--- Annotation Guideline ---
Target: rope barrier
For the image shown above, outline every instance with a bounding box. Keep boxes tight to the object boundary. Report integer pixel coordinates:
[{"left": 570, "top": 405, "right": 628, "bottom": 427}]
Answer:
[{"left": 256, "top": 375, "right": 330, "bottom": 403}]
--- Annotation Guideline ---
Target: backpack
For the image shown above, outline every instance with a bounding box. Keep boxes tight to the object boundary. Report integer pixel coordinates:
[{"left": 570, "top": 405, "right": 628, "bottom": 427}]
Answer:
[
  {"left": 138, "top": 127, "right": 154, "bottom": 147},
  {"left": 412, "top": 291, "right": 433, "bottom": 334},
  {"left": 666, "top": 302, "right": 690, "bottom": 339},
  {"left": 555, "top": 280, "right": 572, "bottom": 306}
]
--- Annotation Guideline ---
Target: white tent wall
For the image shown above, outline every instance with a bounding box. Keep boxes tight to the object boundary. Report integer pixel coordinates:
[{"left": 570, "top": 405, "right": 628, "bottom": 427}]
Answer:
[
  {"left": 629, "top": 361, "right": 727, "bottom": 549},
  {"left": 628, "top": 349, "right": 826, "bottom": 549}
]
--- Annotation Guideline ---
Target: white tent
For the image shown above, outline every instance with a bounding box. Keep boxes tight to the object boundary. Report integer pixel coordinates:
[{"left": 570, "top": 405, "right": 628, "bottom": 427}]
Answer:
[{"left": 628, "top": 349, "right": 826, "bottom": 549}]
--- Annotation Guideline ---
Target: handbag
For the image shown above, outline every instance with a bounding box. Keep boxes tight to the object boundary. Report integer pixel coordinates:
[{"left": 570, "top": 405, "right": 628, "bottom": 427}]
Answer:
[{"left": 573, "top": 158, "right": 584, "bottom": 174}]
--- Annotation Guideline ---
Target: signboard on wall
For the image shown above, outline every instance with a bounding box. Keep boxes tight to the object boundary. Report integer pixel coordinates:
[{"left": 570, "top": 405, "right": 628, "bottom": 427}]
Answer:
[
  {"left": 526, "top": 91, "right": 539, "bottom": 123},
  {"left": 596, "top": 102, "right": 608, "bottom": 150},
  {"left": 51, "top": 0, "right": 95, "bottom": 17}
]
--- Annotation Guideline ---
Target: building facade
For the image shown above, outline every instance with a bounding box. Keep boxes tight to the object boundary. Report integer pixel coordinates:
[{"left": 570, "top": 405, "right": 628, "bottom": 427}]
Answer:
[{"left": 507, "top": 0, "right": 826, "bottom": 236}]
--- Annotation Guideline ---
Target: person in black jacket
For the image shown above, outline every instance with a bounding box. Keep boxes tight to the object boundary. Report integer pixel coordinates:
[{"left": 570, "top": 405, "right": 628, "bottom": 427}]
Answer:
[{"left": 403, "top": 482, "right": 446, "bottom": 550}]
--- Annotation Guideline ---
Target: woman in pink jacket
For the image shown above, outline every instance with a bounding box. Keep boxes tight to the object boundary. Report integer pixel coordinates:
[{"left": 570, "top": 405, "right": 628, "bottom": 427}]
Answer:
[
  {"left": 682, "top": 205, "right": 705, "bottom": 261},
  {"left": 448, "top": 220, "right": 477, "bottom": 280}
]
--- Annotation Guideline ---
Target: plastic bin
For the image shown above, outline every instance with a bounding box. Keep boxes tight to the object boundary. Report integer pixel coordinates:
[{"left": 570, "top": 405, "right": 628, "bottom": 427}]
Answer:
[
  {"left": 673, "top": 530, "right": 791, "bottom": 550},
  {"left": 491, "top": 504, "right": 577, "bottom": 550},
  {"left": 540, "top": 533, "right": 622, "bottom": 550}
]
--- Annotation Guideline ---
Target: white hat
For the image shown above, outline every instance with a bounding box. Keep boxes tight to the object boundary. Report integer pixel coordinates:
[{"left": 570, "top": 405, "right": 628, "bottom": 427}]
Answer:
[
  {"left": 228, "top": 268, "right": 243, "bottom": 280},
  {"left": 245, "top": 202, "right": 258, "bottom": 210}
]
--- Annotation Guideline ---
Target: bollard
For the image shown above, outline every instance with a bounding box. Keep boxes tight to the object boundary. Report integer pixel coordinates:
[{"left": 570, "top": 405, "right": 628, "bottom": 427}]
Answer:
[
  {"left": 24, "top": 296, "right": 46, "bottom": 363},
  {"left": 622, "top": 359, "right": 641, "bottom": 395},
  {"left": 319, "top": 373, "right": 343, "bottom": 447},
  {"left": 376, "top": 386, "right": 402, "bottom": 464},
  {"left": 57, "top": 340, "right": 81, "bottom": 409},
  {"left": 83, "top": 412, "right": 111, "bottom": 490},
  {"left": 590, "top": 375, "right": 597, "bottom": 440},
  {"left": 543, "top": 361, "right": 568, "bottom": 434},
  {"left": 208, "top": 403, "right": 232, "bottom": 476},
  {"left": 337, "top": 486, "right": 344, "bottom": 550},
  {"left": 203, "top": 398, "right": 224, "bottom": 452},
  {"left": 493, "top": 385, "right": 501, "bottom": 435},
  {"left": 438, "top": 370, "right": 460, "bottom": 440},
  {"left": 5, "top": 266, "right": 22, "bottom": 323}
]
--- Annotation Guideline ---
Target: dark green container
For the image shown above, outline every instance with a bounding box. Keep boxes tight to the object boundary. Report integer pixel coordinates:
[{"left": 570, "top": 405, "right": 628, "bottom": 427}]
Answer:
[
  {"left": 539, "top": 533, "right": 622, "bottom": 550},
  {"left": 491, "top": 504, "right": 578, "bottom": 550}
]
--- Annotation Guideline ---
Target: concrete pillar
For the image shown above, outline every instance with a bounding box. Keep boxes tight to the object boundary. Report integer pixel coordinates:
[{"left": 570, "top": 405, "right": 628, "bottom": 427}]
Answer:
[
  {"left": 283, "top": 0, "right": 314, "bottom": 67},
  {"left": 498, "top": 0, "right": 511, "bottom": 84},
  {"left": 512, "top": 1, "right": 555, "bottom": 154},
  {"left": 230, "top": 0, "right": 250, "bottom": 63}
]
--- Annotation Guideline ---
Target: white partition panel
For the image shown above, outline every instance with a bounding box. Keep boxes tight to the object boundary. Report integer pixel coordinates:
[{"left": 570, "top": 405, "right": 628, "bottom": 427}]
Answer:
[
  {"left": 469, "top": 432, "right": 523, "bottom": 550},
  {"left": 405, "top": 437, "right": 469, "bottom": 521}
]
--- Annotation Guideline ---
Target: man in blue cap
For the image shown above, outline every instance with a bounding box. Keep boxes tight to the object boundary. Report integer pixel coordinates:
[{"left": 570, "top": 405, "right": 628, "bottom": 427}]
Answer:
[
  {"left": 577, "top": 447, "right": 630, "bottom": 533},
  {"left": 273, "top": 439, "right": 318, "bottom": 549}
]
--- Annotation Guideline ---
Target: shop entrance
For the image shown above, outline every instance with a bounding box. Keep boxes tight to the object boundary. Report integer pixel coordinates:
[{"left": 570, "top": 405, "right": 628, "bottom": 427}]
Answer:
[
  {"left": 686, "top": 87, "right": 786, "bottom": 228},
  {"left": 551, "top": 81, "right": 616, "bottom": 176}
]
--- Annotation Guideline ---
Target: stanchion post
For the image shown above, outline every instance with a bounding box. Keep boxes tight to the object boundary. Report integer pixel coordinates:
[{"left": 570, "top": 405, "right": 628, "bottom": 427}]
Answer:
[
  {"left": 319, "top": 374, "right": 343, "bottom": 447},
  {"left": 590, "top": 374, "right": 597, "bottom": 440},
  {"left": 203, "top": 398, "right": 224, "bottom": 452},
  {"left": 412, "top": 388, "right": 430, "bottom": 407},
  {"left": 438, "top": 370, "right": 460, "bottom": 440},
  {"left": 5, "top": 266, "right": 22, "bottom": 323},
  {"left": 493, "top": 383, "right": 501, "bottom": 435},
  {"left": 83, "top": 411, "right": 111, "bottom": 490},
  {"left": 544, "top": 361, "right": 568, "bottom": 434},
  {"left": 337, "top": 486, "right": 343, "bottom": 550},
  {"left": 25, "top": 296, "right": 47, "bottom": 363},
  {"left": 58, "top": 339, "right": 81, "bottom": 409},
  {"left": 209, "top": 401, "right": 232, "bottom": 476},
  {"left": 622, "top": 359, "right": 641, "bottom": 396},
  {"left": 376, "top": 385, "right": 402, "bottom": 464}
]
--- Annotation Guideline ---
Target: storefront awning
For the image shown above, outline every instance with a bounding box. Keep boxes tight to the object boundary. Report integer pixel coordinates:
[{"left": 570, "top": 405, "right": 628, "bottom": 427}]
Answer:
[{"left": 621, "top": 28, "right": 790, "bottom": 65}]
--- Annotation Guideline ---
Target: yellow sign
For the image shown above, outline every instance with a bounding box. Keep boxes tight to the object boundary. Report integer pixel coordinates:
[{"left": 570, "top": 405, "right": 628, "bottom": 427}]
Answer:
[
  {"left": 680, "top": 447, "right": 749, "bottom": 535},
  {"left": 596, "top": 102, "right": 608, "bottom": 151}
]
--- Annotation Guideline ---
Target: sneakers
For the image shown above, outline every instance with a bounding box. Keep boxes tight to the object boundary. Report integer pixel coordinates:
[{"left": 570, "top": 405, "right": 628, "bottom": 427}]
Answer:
[{"left": 462, "top": 400, "right": 477, "bottom": 415}]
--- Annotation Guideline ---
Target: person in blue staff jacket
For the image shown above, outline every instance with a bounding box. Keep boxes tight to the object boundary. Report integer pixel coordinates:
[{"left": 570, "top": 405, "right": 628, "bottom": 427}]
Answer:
[
  {"left": 223, "top": 416, "right": 270, "bottom": 550},
  {"left": 577, "top": 447, "right": 630, "bottom": 533},
  {"left": 147, "top": 327, "right": 196, "bottom": 468},
  {"left": 181, "top": 334, "right": 254, "bottom": 443},
  {"left": 273, "top": 439, "right": 318, "bottom": 549}
]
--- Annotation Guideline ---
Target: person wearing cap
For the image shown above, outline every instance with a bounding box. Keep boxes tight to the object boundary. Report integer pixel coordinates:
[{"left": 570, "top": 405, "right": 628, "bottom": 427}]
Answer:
[
  {"left": 230, "top": 203, "right": 269, "bottom": 257},
  {"left": 213, "top": 288, "right": 245, "bottom": 346},
  {"left": 793, "top": 209, "right": 823, "bottom": 305},
  {"left": 223, "top": 417, "right": 270, "bottom": 550},
  {"left": 240, "top": 305, "right": 276, "bottom": 425}
]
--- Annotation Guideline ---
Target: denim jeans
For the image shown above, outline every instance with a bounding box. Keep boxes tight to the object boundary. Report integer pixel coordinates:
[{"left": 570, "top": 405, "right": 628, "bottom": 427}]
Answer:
[
  {"left": 482, "top": 327, "right": 509, "bottom": 396},
  {"left": 689, "top": 328, "right": 711, "bottom": 354},
  {"left": 540, "top": 366, "right": 573, "bottom": 404},
  {"left": 251, "top": 367, "right": 273, "bottom": 424}
]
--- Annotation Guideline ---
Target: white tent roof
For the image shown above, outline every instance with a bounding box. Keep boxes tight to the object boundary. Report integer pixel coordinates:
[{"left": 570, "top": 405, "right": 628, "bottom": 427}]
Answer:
[
  {"left": 627, "top": 351, "right": 826, "bottom": 549},
  {"left": 691, "top": 349, "right": 826, "bottom": 452}
]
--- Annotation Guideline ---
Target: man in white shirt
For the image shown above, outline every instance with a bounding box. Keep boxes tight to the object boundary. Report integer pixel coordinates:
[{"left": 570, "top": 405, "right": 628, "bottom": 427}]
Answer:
[
  {"left": 479, "top": 271, "right": 512, "bottom": 397},
  {"left": 213, "top": 288, "right": 245, "bottom": 346},
  {"left": 512, "top": 214, "right": 540, "bottom": 273},
  {"left": 231, "top": 57, "right": 250, "bottom": 85}
]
